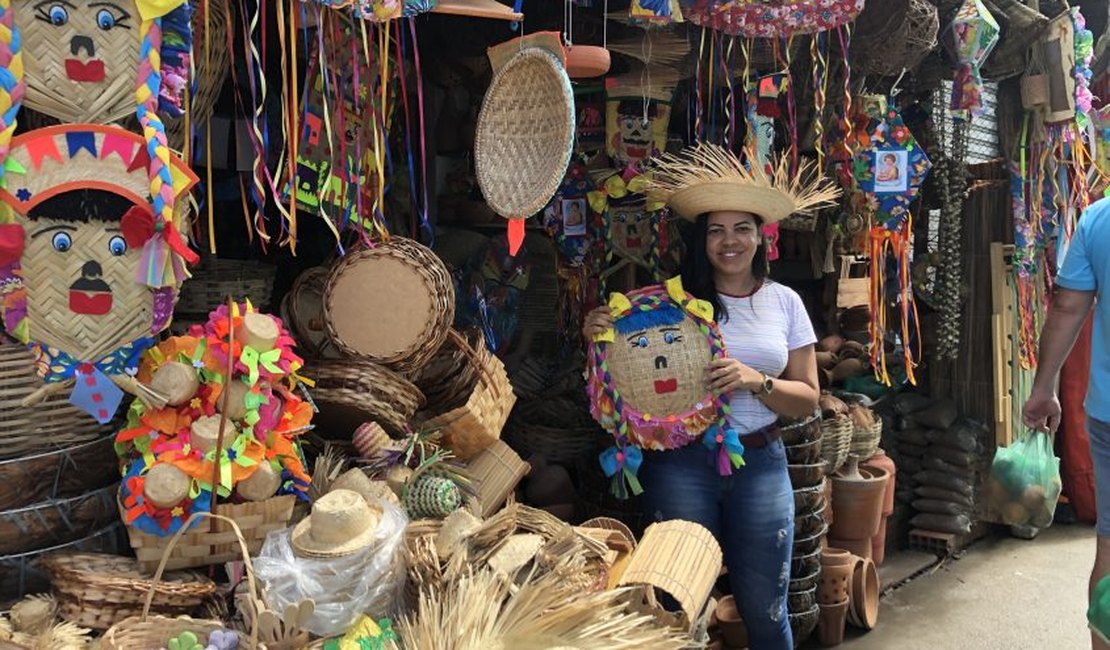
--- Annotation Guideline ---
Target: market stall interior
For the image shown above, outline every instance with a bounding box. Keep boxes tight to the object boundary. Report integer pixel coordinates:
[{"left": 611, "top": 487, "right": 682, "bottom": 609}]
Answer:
[{"left": 0, "top": 0, "right": 1106, "bottom": 647}]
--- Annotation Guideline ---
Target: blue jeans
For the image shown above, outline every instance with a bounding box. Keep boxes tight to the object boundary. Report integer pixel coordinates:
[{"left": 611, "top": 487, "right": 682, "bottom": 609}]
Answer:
[{"left": 640, "top": 439, "right": 795, "bottom": 650}]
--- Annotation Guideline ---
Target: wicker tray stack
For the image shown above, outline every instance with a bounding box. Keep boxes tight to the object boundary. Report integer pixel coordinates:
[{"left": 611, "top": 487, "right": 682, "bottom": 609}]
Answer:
[
  {"left": 307, "top": 359, "right": 427, "bottom": 439},
  {"left": 171, "top": 257, "right": 278, "bottom": 334}
]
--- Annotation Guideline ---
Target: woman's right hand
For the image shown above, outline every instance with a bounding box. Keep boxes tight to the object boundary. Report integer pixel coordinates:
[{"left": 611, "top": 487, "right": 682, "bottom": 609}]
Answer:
[{"left": 582, "top": 306, "right": 615, "bottom": 341}]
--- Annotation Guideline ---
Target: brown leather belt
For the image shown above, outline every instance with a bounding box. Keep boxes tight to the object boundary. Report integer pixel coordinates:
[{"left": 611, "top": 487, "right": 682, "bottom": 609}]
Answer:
[{"left": 739, "top": 424, "right": 781, "bottom": 449}]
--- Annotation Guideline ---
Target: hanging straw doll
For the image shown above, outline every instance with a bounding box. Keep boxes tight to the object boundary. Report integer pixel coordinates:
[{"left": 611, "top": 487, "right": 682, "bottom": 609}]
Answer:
[{"left": 587, "top": 277, "right": 741, "bottom": 498}]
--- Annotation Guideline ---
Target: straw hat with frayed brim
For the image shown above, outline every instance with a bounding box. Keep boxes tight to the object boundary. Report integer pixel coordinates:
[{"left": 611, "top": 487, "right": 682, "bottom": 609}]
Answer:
[
  {"left": 291, "top": 489, "right": 382, "bottom": 558},
  {"left": 647, "top": 143, "right": 841, "bottom": 224}
]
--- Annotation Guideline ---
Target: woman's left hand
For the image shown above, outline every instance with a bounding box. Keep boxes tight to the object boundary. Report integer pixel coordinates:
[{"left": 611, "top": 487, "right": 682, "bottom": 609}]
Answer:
[{"left": 706, "top": 358, "right": 765, "bottom": 395}]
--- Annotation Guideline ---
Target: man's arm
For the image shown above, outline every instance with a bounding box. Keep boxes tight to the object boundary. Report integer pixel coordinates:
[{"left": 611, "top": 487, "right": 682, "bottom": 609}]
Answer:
[{"left": 1023, "top": 288, "right": 1096, "bottom": 432}]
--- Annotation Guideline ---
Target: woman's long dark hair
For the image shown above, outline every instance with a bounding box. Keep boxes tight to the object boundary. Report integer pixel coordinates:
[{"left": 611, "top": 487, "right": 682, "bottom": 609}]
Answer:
[{"left": 679, "top": 213, "right": 768, "bottom": 323}]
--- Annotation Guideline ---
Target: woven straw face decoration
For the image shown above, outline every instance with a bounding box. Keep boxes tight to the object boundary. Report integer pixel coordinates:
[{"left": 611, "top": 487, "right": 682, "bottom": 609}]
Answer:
[
  {"left": 608, "top": 200, "right": 654, "bottom": 262},
  {"left": 606, "top": 96, "right": 670, "bottom": 168},
  {"left": 0, "top": 125, "right": 198, "bottom": 366},
  {"left": 16, "top": 0, "right": 142, "bottom": 123}
]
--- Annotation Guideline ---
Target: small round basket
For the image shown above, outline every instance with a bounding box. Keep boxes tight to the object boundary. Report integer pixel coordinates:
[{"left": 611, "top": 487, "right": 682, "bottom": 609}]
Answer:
[
  {"left": 475, "top": 47, "right": 574, "bottom": 221},
  {"left": 324, "top": 238, "right": 455, "bottom": 373},
  {"left": 280, "top": 266, "right": 336, "bottom": 359},
  {"left": 819, "top": 414, "right": 853, "bottom": 474},
  {"left": 40, "top": 552, "right": 217, "bottom": 631}
]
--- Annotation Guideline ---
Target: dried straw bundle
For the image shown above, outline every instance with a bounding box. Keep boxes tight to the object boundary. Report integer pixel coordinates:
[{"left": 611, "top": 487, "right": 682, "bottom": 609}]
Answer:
[{"left": 647, "top": 143, "right": 841, "bottom": 223}]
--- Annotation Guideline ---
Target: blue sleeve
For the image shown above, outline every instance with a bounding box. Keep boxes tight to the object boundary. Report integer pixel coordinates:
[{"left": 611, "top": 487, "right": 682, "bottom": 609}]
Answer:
[{"left": 1057, "top": 214, "right": 1098, "bottom": 292}]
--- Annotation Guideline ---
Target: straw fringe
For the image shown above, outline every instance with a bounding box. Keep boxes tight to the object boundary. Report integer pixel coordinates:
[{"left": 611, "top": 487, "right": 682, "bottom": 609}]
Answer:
[{"left": 647, "top": 142, "right": 842, "bottom": 216}]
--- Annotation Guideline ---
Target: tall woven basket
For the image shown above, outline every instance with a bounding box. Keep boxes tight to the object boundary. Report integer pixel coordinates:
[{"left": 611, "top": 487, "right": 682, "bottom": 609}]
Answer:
[
  {"left": 40, "top": 553, "right": 216, "bottom": 631},
  {"left": 466, "top": 440, "right": 531, "bottom": 518},
  {"left": 118, "top": 492, "right": 296, "bottom": 574},
  {"left": 820, "top": 414, "right": 853, "bottom": 473},
  {"left": 618, "top": 520, "right": 722, "bottom": 629},
  {"left": 102, "top": 513, "right": 261, "bottom": 649}
]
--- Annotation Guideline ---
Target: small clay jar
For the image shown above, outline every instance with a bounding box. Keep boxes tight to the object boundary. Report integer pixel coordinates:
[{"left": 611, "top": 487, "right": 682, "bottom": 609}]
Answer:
[
  {"left": 818, "top": 600, "right": 849, "bottom": 646},
  {"left": 820, "top": 547, "right": 853, "bottom": 567},
  {"left": 862, "top": 449, "right": 896, "bottom": 517},
  {"left": 817, "top": 561, "right": 853, "bottom": 606},
  {"left": 714, "top": 596, "right": 749, "bottom": 649}
]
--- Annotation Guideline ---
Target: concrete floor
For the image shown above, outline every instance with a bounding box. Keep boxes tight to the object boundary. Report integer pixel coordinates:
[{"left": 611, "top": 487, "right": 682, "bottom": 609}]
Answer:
[{"left": 831, "top": 524, "right": 1096, "bottom": 650}]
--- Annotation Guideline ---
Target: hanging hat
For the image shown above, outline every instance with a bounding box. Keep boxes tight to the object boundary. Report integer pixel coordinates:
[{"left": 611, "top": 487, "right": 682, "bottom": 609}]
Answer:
[
  {"left": 291, "top": 489, "right": 382, "bottom": 558},
  {"left": 646, "top": 142, "right": 840, "bottom": 223}
]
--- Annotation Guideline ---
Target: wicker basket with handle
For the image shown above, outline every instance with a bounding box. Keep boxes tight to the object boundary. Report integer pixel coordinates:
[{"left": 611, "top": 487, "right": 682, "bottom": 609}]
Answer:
[{"left": 101, "top": 512, "right": 261, "bottom": 648}]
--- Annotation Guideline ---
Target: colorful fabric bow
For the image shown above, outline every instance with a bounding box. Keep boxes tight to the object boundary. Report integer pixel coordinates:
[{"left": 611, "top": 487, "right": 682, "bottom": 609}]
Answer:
[
  {"left": 588, "top": 171, "right": 665, "bottom": 214},
  {"left": 240, "top": 346, "right": 283, "bottom": 386},
  {"left": 599, "top": 444, "right": 644, "bottom": 498},
  {"left": 665, "top": 275, "right": 714, "bottom": 322},
  {"left": 702, "top": 426, "right": 745, "bottom": 475}
]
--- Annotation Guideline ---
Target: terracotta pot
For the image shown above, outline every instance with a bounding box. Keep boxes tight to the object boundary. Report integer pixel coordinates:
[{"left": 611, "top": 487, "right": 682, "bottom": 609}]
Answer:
[
  {"left": 820, "top": 547, "right": 853, "bottom": 567},
  {"left": 818, "top": 561, "right": 853, "bottom": 606},
  {"left": 565, "top": 45, "right": 611, "bottom": 79},
  {"left": 715, "top": 595, "right": 749, "bottom": 648},
  {"left": 818, "top": 600, "right": 849, "bottom": 646},
  {"left": 827, "top": 536, "right": 872, "bottom": 561},
  {"left": 862, "top": 449, "right": 896, "bottom": 517},
  {"left": 829, "top": 457, "right": 889, "bottom": 541},
  {"left": 847, "top": 557, "right": 880, "bottom": 630},
  {"left": 871, "top": 514, "right": 889, "bottom": 566}
]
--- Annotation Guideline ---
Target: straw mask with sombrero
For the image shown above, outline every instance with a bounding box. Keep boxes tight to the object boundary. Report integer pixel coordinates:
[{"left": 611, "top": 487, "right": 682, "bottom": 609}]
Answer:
[
  {"left": 292, "top": 488, "right": 383, "bottom": 559},
  {"left": 645, "top": 142, "right": 840, "bottom": 224}
]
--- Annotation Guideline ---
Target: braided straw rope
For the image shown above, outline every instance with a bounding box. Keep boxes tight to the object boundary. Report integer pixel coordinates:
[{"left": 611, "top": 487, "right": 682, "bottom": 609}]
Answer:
[
  {"left": 474, "top": 47, "right": 574, "bottom": 221},
  {"left": 17, "top": 0, "right": 137, "bottom": 124}
]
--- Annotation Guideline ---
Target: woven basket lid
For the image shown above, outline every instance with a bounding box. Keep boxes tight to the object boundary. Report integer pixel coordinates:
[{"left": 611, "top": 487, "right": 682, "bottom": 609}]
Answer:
[{"left": 475, "top": 47, "right": 574, "bottom": 222}]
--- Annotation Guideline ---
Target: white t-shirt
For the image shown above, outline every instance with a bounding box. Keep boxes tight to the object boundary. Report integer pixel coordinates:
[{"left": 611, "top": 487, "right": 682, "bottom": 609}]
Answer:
[{"left": 717, "top": 281, "right": 817, "bottom": 434}]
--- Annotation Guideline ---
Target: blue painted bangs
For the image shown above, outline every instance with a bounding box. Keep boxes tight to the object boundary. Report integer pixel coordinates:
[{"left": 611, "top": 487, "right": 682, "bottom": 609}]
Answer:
[{"left": 614, "top": 303, "right": 685, "bottom": 335}]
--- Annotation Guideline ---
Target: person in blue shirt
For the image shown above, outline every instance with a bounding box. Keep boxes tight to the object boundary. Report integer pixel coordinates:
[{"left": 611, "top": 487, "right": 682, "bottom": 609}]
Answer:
[{"left": 1024, "top": 196, "right": 1110, "bottom": 650}]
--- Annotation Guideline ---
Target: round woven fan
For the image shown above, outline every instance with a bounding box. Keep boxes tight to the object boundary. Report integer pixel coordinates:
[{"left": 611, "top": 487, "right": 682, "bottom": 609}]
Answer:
[
  {"left": 324, "top": 238, "right": 455, "bottom": 373},
  {"left": 474, "top": 47, "right": 574, "bottom": 222}
]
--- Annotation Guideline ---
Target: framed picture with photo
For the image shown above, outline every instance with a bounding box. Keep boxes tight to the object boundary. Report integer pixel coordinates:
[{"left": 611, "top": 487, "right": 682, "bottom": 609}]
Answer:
[
  {"left": 562, "top": 198, "right": 588, "bottom": 236},
  {"left": 873, "top": 149, "right": 909, "bottom": 194}
]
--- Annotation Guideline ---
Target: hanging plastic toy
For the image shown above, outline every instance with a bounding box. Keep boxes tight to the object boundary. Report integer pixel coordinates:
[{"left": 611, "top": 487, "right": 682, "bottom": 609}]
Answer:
[{"left": 944, "top": 0, "right": 1000, "bottom": 120}]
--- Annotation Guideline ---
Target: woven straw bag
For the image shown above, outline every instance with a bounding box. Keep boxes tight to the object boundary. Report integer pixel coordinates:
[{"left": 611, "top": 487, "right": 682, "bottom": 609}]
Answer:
[
  {"left": 40, "top": 552, "right": 216, "bottom": 631},
  {"left": 324, "top": 238, "right": 455, "bottom": 373},
  {"left": 421, "top": 331, "right": 517, "bottom": 460},
  {"left": 102, "top": 512, "right": 261, "bottom": 649},
  {"left": 307, "top": 359, "right": 426, "bottom": 438},
  {"left": 474, "top": 46, "right": 574, "bottom": 222},
  {"left": 118, "top": 491, "right": 296, "bottom": 574},
  {"left": 820, "top": 414, "right": 853, "bottom": 473}
]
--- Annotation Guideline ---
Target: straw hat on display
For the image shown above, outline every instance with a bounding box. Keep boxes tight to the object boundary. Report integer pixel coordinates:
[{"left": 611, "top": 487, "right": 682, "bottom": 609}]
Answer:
[
  {"left": 646, "top": 143, "right": 841, "bottom": 223},
  {"left": 291, "top": 489, "right": 382, "bottom": 558}
]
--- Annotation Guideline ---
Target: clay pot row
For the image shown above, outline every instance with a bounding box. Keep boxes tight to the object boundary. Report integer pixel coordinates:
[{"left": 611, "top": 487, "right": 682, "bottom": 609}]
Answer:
[{"left": 817, "top": 547, "right": 882, "bottom": 646}]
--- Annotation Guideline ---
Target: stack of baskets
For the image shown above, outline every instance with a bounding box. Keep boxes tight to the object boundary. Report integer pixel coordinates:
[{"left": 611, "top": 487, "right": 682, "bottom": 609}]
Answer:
[
  {"left": 783, "top": 414, "right": 826, "bottom": 647},
  {"left": 0, "top": 342, "right": 125, "bottom": 604},
  {"left": 307, "top": 359, "right": 426, "bottom": 439},
  {"left": 172, "top": 258, "right": 277, "bottom": 334}
]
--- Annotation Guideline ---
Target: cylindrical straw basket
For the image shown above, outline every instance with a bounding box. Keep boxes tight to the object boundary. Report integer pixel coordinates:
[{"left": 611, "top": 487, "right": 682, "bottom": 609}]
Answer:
[
  {"left": 40, "top": 553, "right": 216, "bottom": 631},
  {"left": 465, "top": 440, "right": 530, "bottom": 518},
  {"left": 420, "top": 331, "right": 517, "bottom": 460},
  {"left": 850, "top": 0, "right": 939, "bottom": 77},
  {"left": 175, "top": 258, "right": 277, "bottom": 315},
  {"left": 617, "top": 520, "right": 722, "bottom": 628},
  {"left": 307, "top": 359, "right": 426, "bottom": 438},
  {"left": 0, "top": 483, "right": 118, "bottom": 555},
  {"left": 0, "top": 434, "right": 117, "bottom": 511},
  {"left": 0, "top": 342, "right": 111, "bottom": 460},
  {"left": 102, "top": 512, "right": 261, "bottom": 649},
  {"left": 118, "top": 493, "right": 296, "bottom": 574},
  {"left": 324, "top": 238, "right": 455, "bottom": 373},
  {"left": 850, "top": 420, "right": 883, "bottom": 461},
  {"left": 820, "top": 414, "right": 853, "bottom": 474}
]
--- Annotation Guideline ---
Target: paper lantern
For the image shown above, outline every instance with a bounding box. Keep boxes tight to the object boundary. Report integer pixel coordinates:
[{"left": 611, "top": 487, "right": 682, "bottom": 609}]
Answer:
[{"left": 944, "top": 0, "right": 1001, "bottom": 119}]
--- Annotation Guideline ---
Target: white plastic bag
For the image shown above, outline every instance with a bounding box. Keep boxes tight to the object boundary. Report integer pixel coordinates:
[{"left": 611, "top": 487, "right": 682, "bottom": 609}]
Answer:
[{"left": 253, "top": 498, "right": 408, "bottom": 636}]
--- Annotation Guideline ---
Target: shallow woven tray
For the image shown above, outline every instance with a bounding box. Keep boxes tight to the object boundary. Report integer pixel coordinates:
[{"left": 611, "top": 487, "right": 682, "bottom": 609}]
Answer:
[
  {"left": 475, "top": 47, "right": 574, "bottom": 221},
  {"left": 324, "top": 238, "right": 455, "bottom": 373},
  {"left": 0, "top": 483, "right": 117, "bottom": 556},
  {"left": 306, "top": 359, "right": 426, "bottom": 438},
  {"left": 0, "top": 342, "right": 111, "bottom": 459},
  {"left": 174, "top": 258, "right": 277, "bottom": 315},
  {"left": 0, "top": 523, "right": 126, "bottom": 607},
  {"left": 0, "top": 433, "right": 118, "bottom": 511},
  {"left": 119, "top": 493, "right": 296, "bottom": 574},
  {"left": 40, "top": 552, "right": 216, "bottom": 630}
]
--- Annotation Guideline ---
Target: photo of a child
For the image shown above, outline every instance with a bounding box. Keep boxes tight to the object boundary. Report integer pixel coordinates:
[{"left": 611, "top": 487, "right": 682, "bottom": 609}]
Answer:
[
  {"left": 874, "top": 149, "right": 909, "bottom": 193},
  {"left": 562, "top": 198, "right": 588, "bottom": 236}
]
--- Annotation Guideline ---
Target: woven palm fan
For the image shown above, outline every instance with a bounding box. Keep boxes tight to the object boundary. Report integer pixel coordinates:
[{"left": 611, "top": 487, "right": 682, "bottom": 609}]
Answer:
[
  {"left": 324, "top": 238, "right": 454, "bottom": 373},
  {"left": 608, "top": 30, "right": 690, "bottom": 68},
  {"left": 474, "top": 40, "right": 574, "bottom": 255}
]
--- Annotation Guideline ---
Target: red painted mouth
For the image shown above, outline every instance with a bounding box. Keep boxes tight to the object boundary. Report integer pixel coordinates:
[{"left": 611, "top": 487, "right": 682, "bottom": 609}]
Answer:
[
  {"left": 625, "top": 145, "right": 648, "bottom": 160},
  {"left": 625, "top": 237, "right": 642, "bottom": 249},
  {"left": 65, "top": 59, "right": 106, "bottom": 82},
  {"left": 69, "top": 290, "right": 113, "bottom": 315},
  {"left": 654, "top": 378, "right": 678, "bottom": 395}
]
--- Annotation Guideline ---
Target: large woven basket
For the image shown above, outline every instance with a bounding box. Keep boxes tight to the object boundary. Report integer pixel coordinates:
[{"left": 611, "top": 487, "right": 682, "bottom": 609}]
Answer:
[
  {"left": 102, "top": 513, "right": 261, "bottom": 649},
  {"left": 820, "top": 414, "right": 853, "bottom": 474},
  {"left": 850, "top": 0, "right": 939, "bottom": 77},
  {"left": 0, "top": 523, "right": 125, "bottom": 606},
  {"left": 0, "top": 342, "right": 111, "bottom": 459},
  {"left": 466, "top": 440, "right": 530, "bottom": 518},
  {"left": 175, "top": 258, "right": 277, "bottom": 315},
  {"left": 618, "top": 520, "right": 722, "bottom": 629},
  {"left": 475, "top": 46, "right": 574, "bottom": 222},
  {"left": 280, "top": 266, "right": 337, "bottom": 359},
  {"left": 118, "top": 492, "right": 296, "bottom": 574},
  {"left": 307, "top": 359, "right": 426, "bottom": 438},
  {"left": 0, "top": 483, "right": 117, "bottom": 556},
  {"left": 165, "top": 0, "right": 233, "bottom": 150},
  {"left": 324, "top": 238, "right": 455, "bottom": 373},
  {"left": 420, "top": 331, "right": 517, "bottom": 460},
  {"left": 40, "top": 552, "right": 216, "bottom": 631},
  {"left": 0, "top": 433, "right": 117, "bottom": 511},
  {"left": 849, "top": 420, "right": 883, "bottom": 461}
]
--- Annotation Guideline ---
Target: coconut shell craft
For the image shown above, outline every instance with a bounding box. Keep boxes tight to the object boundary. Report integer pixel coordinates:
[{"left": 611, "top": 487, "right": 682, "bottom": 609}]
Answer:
[
  {"left": 0, "top": 124, "right": 198, "bottom": 424},
  {"left": 115, "top": 301, "right": 312, "bottom": 538},
  {"left": 587, "top": 276, "right": 741, "bottom": 498}
]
